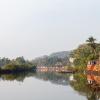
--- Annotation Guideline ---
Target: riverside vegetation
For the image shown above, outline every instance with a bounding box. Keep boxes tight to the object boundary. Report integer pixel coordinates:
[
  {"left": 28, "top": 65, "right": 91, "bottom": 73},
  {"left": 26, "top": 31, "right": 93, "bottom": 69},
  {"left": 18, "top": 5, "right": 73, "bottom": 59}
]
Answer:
[
  {"left": 71, "top": 36, "right": 100, "bottom": 71},
  {"left": 0, "top": 57, "right": 36, "bottom": 73},
  {"left": 0, "top": 36, "right": 99, "bottom": 73}
]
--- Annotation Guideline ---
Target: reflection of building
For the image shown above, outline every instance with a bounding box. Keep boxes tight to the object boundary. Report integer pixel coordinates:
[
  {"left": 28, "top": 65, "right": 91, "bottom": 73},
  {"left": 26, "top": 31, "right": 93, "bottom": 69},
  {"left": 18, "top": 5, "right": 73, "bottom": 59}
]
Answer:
[
  {"left": 87, "top": 75, "right": 95, "bottom": 84},
  {"left": 86, "top": 74, "right": 100, "bottom": 100},
  {"left": 87, "top": 74, "right": 100, "bottom": 85},
  {"left": 70, "top": 73, "right": 100, "bottom": 100}
]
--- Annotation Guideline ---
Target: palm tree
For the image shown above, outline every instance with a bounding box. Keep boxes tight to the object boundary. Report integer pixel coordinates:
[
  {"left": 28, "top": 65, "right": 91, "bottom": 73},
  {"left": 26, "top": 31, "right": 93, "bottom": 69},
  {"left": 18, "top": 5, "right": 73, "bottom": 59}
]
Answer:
[{"left": 86, "top": 36, "right": 97, "bottom": 56}]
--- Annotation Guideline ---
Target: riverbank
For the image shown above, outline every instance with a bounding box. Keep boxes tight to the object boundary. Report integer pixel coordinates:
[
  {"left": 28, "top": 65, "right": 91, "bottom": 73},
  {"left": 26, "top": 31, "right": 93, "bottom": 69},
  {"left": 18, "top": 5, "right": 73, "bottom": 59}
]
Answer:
[{"left": 0, "top": 64, "right": 36, "bottom": 74}]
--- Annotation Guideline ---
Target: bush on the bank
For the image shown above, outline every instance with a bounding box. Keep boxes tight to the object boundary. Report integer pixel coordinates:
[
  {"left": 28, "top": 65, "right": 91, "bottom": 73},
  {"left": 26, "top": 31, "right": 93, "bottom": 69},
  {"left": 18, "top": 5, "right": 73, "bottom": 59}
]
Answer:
[{"left": 2, "top": 64, "right": 36, "bottom": 71}]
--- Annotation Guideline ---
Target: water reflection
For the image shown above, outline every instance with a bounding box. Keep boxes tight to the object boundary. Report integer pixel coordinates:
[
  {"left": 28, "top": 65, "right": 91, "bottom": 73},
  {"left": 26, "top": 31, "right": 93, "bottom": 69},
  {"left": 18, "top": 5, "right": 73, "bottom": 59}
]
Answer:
[
  {"left": 0, "top": 71, "right": 100, "bottom": 100},
  {"left": 70, "top": 73, "right": 100, "bottom": 100},
  {"left": 35, "top": 72, "right": 71, "bottom": 86},
  {"left": 0, "top": 71, "right": 35, "bottom": 82},
  {"left": 0, "top": 72, "right": 71, "bottom": 86}
]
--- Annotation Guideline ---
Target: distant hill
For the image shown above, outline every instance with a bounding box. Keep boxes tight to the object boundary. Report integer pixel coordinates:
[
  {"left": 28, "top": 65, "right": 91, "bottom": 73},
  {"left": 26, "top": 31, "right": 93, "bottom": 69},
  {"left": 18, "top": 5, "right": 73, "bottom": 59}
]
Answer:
[
  {"left": 50, "top": 51, "right": 70, "bottom": 58},
  {"left": 32, "top": 51, "right": 71, "bottom": 67}
]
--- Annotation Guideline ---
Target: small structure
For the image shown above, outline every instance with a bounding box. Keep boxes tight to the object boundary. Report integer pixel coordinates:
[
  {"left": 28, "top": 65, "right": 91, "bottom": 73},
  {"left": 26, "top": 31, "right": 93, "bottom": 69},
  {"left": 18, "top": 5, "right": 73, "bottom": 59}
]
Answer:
[{"left": 87, "top": 60, "right": 100, "bottom": 72}]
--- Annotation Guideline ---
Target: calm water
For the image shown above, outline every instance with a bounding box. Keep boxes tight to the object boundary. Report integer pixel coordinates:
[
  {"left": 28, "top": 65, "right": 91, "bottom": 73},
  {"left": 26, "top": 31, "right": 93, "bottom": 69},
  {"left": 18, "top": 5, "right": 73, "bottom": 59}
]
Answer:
[{"left": 0, "top": 72, "right": 99, "bottom": 100}]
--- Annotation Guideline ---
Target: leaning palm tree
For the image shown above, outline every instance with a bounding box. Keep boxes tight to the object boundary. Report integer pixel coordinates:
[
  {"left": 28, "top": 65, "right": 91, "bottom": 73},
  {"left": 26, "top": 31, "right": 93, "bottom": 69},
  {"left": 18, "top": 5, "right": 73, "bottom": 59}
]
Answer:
[{"left": 86, "top": 36, "right": 97, "bottom": 56}]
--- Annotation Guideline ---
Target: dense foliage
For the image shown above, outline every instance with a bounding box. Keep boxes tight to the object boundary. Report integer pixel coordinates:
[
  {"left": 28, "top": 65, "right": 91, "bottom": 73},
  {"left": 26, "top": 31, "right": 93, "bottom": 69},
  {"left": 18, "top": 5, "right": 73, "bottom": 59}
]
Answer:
[
  {"left": 72, "top": 37, "right": 100, "bottom": 70},
  {"left": 0, "top": 51, "right": 70, "bottom": 72},
  {"left": 0, "top": 57, "right": 36, "bottom": 72},
  {"left": 32, "top": 55, "right": 70, "bottom": 67}
]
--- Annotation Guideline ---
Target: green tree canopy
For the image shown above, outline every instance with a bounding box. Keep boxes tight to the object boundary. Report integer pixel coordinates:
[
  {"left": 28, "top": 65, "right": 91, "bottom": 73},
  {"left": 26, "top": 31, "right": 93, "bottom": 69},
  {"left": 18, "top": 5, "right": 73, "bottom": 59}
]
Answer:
[
  {"left": 72, "top": 36, "right": 100, "bottom": 70},
  {"left": 86, "top": 36, "right": 97, "bottom": 55}
]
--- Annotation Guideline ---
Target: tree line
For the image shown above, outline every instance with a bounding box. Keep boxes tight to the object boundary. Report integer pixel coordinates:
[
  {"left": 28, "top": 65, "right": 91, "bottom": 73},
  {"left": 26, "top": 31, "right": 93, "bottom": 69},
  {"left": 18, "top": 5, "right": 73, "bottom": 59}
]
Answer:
[
  {"left": 0, "top": 57, "right": 36, "bottom": 73},
  {"left": 31, "top": 55, "right": 70, "bottom": 67}
]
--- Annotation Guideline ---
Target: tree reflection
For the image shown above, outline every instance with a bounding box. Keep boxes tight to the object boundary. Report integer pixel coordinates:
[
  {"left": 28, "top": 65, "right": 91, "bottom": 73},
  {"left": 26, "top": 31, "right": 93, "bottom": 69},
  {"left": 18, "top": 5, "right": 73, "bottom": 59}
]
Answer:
[
  {"left": 1, "top": 71, "right": 100, "bottom": 100},
  {"left": 70, "top": 73, "right": 100, "bottom": 100},
  {"left": 0, "top": 72, "right": 71, "bottom": 86},
  {"left": 35, "top": 72, "right": 71, "bottom": 86},
  {"left": 0, "top": 71, "right": 36, "bottom": 82}
]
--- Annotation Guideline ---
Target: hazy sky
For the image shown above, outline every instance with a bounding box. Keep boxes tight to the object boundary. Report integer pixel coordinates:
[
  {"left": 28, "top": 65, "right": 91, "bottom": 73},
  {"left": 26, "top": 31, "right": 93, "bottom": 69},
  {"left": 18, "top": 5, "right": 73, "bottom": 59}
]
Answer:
[{"left": 0, "top": 0, "right": 100, "bottom": 59}]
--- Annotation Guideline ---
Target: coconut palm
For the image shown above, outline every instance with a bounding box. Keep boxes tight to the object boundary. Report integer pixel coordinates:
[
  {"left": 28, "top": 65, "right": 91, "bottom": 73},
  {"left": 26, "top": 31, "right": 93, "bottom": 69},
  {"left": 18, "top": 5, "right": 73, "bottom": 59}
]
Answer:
[{"left": 86, "top": 36, "right": 97, "bottom": 56}]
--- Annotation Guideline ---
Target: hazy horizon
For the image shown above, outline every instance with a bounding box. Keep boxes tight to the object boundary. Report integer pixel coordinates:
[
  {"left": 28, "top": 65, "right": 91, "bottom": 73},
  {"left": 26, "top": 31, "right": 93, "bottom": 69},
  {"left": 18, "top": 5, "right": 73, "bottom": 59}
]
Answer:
[{"left": 0, "top": 0, "right": 100, "bottom": 59}]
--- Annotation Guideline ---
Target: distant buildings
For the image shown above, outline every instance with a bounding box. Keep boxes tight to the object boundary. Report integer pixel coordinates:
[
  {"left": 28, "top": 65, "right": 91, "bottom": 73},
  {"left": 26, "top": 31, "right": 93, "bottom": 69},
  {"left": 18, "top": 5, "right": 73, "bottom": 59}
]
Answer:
[{"left": 37, "top": 66, "right": 66, "bottom": 72}]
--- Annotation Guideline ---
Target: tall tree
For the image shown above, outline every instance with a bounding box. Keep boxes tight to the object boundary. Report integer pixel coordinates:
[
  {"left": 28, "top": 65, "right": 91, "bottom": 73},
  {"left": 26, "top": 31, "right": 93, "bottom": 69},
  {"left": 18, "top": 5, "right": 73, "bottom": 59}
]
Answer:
[{"left": 86, "top": 36, "right": 97, "bottom": 56}]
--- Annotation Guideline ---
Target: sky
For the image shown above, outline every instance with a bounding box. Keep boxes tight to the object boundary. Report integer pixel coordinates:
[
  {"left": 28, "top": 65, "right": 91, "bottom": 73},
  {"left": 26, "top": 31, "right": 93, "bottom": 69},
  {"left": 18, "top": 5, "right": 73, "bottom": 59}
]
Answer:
[{"left": 0, "top": 0, "right": 100, "bottom": 59}]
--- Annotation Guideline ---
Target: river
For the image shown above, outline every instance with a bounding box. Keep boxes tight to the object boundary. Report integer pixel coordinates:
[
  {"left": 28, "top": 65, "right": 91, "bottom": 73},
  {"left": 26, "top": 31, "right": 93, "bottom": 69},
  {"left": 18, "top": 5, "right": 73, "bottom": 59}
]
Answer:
[{"left": 0, "top": 72, "right": 99, "bottom": 100}]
